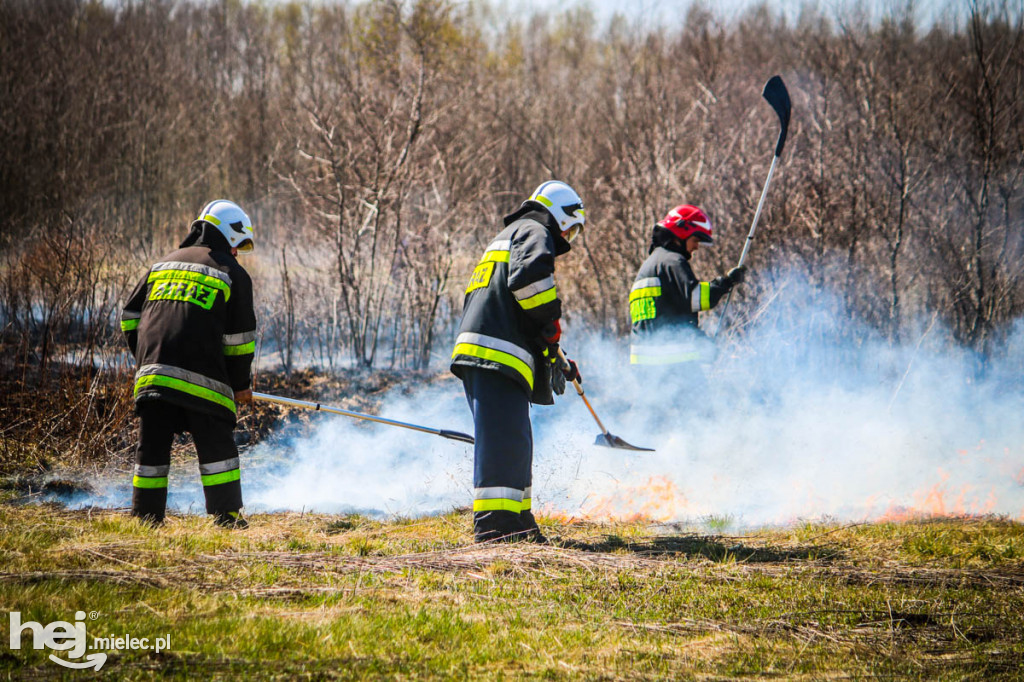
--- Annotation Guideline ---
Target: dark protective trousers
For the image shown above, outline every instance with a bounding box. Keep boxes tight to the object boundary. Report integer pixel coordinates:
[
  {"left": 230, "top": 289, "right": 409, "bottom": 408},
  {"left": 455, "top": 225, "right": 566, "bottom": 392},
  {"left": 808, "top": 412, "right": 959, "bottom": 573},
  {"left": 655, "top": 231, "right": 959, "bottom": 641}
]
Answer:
[
  {"left": 461, "top": 367, "right": 534, "bottom": 515},
  {"left": 131, "top": 401, "right": 243, "bottom": 522}
]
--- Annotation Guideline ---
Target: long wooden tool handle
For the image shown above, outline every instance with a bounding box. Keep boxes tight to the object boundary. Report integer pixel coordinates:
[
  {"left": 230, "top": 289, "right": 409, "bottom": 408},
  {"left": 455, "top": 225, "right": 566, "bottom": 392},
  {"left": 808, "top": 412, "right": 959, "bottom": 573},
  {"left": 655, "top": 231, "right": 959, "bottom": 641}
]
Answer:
[
  {"left": 555, "top": 347, "right": 610, "bottom": 435},
  {"left": 578, "top": 392, "right": 609, "bottom": 435},
  {"left": 252, "top": 392, "right": 475, "bottom": 444}
]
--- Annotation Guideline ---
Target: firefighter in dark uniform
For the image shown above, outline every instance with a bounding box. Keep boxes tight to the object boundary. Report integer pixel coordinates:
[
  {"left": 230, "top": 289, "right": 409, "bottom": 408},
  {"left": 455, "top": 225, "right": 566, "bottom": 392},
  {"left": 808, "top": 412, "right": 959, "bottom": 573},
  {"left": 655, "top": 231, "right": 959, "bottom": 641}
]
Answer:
[
  {"left": 628, "top": 204, "right": 745, "bottom": 387},
  {"left": 451, "top": 181, "right": 584, "bottom": 543},
  {"left": 120, "top": 200, "right": 258, "bottom": 528}
]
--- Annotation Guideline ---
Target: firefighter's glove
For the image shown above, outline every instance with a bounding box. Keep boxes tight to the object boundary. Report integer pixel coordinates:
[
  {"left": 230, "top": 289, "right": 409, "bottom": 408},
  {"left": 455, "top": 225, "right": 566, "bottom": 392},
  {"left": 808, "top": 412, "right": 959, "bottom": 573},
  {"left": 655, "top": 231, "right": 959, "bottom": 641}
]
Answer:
[
  {"left": 543, "top": 343, "right": 566, "bottom": 395},
  {"left": 562, "top": 358, "right": 581, "bottom": 384},
  {"left": 541, "top": 319, "right": 562, "bottom": 344},
  {"left": 711, "top": 276, "right": 732, "bottom": 291},
  {"left": 727, "top": 265, "right": 747, "bottom": 286},
  {"left": 551, "top": 366, "right": 566, "bottom": 395}
]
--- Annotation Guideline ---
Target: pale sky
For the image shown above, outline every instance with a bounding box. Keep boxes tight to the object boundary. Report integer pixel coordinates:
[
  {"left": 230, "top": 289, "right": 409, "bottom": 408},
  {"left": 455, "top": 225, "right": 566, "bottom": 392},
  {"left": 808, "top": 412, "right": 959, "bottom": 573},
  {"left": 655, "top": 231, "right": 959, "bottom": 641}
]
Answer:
[{"left": 488, "top": 0, "right": 966, "bottom": 30}]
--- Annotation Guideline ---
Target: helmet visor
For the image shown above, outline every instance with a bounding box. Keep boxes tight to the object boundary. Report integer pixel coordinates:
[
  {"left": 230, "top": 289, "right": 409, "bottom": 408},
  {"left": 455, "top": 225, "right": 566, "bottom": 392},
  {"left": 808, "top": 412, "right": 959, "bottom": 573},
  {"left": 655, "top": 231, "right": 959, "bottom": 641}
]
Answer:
[
  {"left": 236, "top": 238, "right": 255, "bottom": 253},
  {"left": 562, "top": 223, "right": 582, "bottom": 243}
]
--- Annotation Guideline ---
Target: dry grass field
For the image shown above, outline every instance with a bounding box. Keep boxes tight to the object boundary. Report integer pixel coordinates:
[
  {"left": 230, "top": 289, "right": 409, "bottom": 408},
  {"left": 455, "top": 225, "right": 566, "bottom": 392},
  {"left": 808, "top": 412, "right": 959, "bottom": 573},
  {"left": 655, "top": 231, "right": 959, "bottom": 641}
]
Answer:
[{"left": 1, "top": 501, "right": 1021, "bottom": 680}]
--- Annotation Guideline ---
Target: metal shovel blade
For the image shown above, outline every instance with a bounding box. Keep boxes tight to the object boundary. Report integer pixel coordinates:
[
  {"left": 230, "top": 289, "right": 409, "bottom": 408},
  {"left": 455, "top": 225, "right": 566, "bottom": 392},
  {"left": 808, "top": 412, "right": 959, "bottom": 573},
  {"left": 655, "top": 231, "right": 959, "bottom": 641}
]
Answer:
[{"left": 594, "top": 432, "right": 655, "bottom": 452}]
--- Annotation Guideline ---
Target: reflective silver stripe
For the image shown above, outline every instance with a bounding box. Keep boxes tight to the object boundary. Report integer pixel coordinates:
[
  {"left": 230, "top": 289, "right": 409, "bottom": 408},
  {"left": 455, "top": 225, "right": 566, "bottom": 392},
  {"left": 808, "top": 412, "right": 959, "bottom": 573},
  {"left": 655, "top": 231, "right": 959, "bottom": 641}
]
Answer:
[
  {"left": 199, "top": 457, "right": 240, "bottom": 475},
  {"left": 135, "top": 464, "right": 170, "bottom": 477},
  {"left": 523, "top": 486, "right": 532, "bottom": 499},
  {"left": 455, "top": 332, "right": 535, "bottom": 372},
  {"left": 512, "top": 275, "right": 556, "bottom": 301},
  {"left": 474, "top": 486, "right": 524, "bottom": 501},
  {"left": 222, "top": 330, "right": 256, "bottom": 345},
  {"left": 136, "top": 364, "right": 234, "bottom": 400},
  {"left": 122, "top": 311, "right": 141, "bottom": 320},
  {"left": 690, "top": 288, "right": 702, "bottom": 312},
  {"left": 151, "top": 261, "right": 232, "bottom": 287},
  {"left": 631, "top": 277, "right": 661, "bottom": 292},
  {"left": 485, "top": 239, "right": 511, "bottom": 253}
]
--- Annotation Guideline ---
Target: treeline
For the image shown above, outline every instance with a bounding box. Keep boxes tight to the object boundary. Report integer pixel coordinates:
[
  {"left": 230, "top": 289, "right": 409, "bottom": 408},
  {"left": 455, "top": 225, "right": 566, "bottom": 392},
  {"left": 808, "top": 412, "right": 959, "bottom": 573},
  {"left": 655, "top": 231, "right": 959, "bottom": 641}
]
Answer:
[{"left": 1, "top": 0, "right": 1022, "bottom": 377}]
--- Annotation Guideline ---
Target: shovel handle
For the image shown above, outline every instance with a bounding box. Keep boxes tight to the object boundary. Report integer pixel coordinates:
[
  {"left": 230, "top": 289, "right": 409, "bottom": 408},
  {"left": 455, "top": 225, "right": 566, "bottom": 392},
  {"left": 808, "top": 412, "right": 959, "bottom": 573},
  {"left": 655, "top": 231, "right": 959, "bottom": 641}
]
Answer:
[
  {"left": 579, "top": 393, "right": 609, "bottom": 435},
  {"left": 555, "top": 347, "right": 608, "bottom": 433},
  {"left": 554, "top": 347, "right": 583, "bottom": 393},
  {"left": 571, "top": 379, "right": 585, "bottom": 397},
  {"left": 552, "top": 347, "right": 654, "bottom": 451}
]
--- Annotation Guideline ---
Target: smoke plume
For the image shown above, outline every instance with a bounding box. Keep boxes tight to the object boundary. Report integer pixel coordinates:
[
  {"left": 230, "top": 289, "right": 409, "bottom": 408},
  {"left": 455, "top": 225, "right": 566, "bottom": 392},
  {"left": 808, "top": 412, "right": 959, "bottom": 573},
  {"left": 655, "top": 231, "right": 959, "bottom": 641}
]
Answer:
[{"left": 52, "top": 275, "right": 1024, "bottom": 529}]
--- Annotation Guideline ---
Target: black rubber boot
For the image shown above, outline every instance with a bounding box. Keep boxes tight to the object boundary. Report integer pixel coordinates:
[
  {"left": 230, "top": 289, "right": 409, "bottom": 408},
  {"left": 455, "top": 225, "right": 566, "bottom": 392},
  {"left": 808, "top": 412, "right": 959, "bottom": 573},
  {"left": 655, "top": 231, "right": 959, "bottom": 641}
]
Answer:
[
  {"left": 213, "top": 510, "right": 249, "bottom": 530},
  {"left": 131, "top": 509, "right": 165, "bottom": 528},
  {"left": 473, "top": 510, "right": 526, "bottom": 543},
  {"left": 131, "top": 490, "right": 167, "bottom": 527},
  {"left": 519, "top": 509, "right": 548, "bottom": 544}
]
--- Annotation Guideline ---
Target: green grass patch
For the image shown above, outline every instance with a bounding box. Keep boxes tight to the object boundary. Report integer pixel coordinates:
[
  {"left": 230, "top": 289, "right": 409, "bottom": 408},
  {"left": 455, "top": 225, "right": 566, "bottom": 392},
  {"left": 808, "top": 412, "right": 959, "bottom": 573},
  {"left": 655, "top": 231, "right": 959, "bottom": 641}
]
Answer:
[{"left": 1, "top": 504, "right": 1021, "bottom": 679}]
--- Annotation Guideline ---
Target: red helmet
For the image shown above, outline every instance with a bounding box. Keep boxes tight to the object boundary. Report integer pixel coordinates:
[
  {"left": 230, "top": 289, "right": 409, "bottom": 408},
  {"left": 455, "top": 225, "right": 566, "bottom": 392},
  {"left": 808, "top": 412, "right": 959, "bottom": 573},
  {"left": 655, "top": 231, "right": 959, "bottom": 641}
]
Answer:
[{"left": 657, "top": 204, "right": 713, "bottom": 244}]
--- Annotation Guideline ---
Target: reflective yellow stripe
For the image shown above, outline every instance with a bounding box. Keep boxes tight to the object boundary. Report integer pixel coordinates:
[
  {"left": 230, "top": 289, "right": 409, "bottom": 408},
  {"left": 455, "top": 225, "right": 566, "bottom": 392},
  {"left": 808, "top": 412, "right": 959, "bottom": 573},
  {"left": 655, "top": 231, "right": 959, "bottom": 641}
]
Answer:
[
  {"left": 700, "top": 282, "right": 711, "bottom": 311},
  {"left": 629, "top": 286, "right": 661, "bottom": 302},
  {"left": 473, "top": 498, "right": 522, "bottom": 513},
  {"left": 120, "top": 319, "right": 140, "bottom": 332},
  {"left": 520, "top": 497, "right": 532, "bottom": 511},
  {"left": 452, "top": 343, "right": 534, "bottom": 390},
  {"left": 137, "top": 363, "right": 233, "bottom": 399},
  {"left": 201, "top": 469, "right": 241, "bottom": 486},
  {"left": 202, "top": 213, "right": 222, "bottom": 226},
  {"left": 481, "top": 250, "right": 510, "bottom": 264},
  {"left": 531, "top": 194, "right": 553, "bottom": 208},
  {"left": 223, "top": 341, "right": 255, "bottom": 356},
  {"left": 517, "top": 286, "right": 557, "bottom": 310},
  {"left": 135, "top": 374, "right": 236, "bottom": 414},
  {"left": 133, "top": 476, "right": 168, "bottom": 489}
]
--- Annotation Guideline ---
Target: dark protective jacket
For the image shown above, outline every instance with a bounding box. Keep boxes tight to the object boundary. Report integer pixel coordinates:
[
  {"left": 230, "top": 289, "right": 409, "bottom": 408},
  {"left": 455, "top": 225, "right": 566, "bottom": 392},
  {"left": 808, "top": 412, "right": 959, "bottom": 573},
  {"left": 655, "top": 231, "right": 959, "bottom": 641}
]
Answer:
[
  {"left": 628, "top": 230, "right": 730, "bottom": 365},
  {"left": 121, "top": 224, "right": 257, "bottom": 424},
  {"left": 451, "top": 208, "right": 571, "bottom": 405}
]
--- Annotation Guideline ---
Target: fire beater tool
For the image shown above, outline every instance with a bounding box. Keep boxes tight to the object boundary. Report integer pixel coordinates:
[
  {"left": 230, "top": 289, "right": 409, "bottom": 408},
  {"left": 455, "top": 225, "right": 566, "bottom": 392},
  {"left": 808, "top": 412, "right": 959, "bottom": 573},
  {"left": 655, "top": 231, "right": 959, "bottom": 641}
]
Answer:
[
  {"left": 252, "top": 392, "right": 475, "bottom": 445},
  {"left": 557, "top": 348, "right": 654, "bottom": 452},
  {"left": 715, "top": 74, "right": 792, "bottom": 338}
]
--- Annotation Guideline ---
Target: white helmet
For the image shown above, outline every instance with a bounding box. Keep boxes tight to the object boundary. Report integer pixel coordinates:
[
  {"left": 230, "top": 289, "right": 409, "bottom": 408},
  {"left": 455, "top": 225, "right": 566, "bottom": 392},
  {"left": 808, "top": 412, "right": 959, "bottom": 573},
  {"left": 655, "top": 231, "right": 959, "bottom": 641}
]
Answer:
[
  {"left": 192, "top": 199, "right": 255, "bottom": 252},
  {"left": 526, "top": 181, "right": 586, "bottom": 242}
]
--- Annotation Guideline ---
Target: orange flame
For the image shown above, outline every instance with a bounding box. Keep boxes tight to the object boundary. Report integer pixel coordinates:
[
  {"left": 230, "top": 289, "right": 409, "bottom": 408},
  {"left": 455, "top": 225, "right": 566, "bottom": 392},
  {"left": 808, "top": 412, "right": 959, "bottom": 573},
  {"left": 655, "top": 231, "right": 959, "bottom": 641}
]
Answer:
[
  {"left": 579, "top": 475, "right": 686, "bottom": 522},
  {"left": 875, "top": 467, "right": 1002, "bottom": 521}
]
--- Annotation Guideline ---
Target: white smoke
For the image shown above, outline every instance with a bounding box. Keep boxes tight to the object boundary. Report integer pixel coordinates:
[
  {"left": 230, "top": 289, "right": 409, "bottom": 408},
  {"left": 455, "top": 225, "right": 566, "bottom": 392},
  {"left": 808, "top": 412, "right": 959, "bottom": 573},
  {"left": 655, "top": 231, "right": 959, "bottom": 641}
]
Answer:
[
  {"left": 242, "top": 387, "right": 473, "bottom": 516},
  {"left": 53, "top": 274, "right": 1024, "bottom": 528}
]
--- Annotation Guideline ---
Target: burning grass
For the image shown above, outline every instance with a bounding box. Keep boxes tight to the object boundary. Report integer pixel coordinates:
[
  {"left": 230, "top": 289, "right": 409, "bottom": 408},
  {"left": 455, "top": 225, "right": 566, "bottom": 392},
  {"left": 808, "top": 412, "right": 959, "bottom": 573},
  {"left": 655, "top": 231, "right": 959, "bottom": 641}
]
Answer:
[{"left": 1, "top": 502, "right": 1021, "bottom": 679}]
